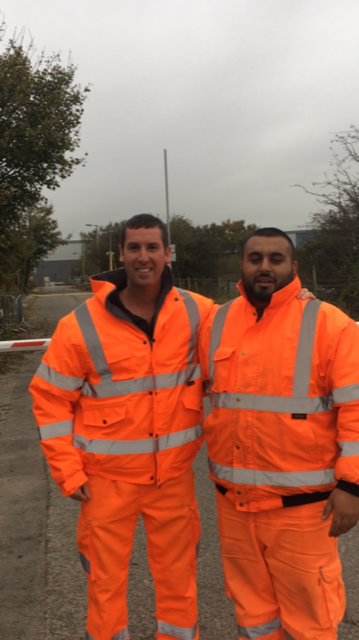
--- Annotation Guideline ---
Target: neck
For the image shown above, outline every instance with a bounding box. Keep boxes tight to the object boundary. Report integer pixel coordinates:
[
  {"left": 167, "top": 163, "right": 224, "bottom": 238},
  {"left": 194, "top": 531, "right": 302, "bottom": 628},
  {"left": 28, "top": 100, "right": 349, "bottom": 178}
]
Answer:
[
  {"left": 119, "top": 280, "right": 161, "bottom": 323},
  {"left": 248, "top": 297, "right": 271, "bottom": 310}
]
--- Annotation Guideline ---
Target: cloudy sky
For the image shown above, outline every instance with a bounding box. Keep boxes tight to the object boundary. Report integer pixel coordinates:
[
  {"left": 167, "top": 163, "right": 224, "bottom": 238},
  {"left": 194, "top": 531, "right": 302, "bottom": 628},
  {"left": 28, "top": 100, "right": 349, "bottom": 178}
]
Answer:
[{"left": 2, "top": 0, "right": 359, "bottom": 239}]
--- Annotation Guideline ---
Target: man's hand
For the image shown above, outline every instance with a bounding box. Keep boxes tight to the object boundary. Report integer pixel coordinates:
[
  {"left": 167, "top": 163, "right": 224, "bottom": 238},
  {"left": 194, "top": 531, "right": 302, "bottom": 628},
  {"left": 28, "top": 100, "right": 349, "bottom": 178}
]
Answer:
[
  {"left": 322, "top": 487, "right": 359, "bottom": 537},
  {"left": 70, "top": 482, "right": 92, "bottom": 502},
  {"left": 297, "top": 288, "right": 316, "bottom": 300}
]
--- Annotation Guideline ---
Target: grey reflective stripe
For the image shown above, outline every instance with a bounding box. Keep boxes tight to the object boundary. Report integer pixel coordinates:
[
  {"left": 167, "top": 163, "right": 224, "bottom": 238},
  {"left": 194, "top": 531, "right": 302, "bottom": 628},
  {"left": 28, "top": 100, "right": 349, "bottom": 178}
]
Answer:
[
  {"left": 209, "top": 458, "right": 335, "bottom": 487},
  {"left": 238, "top": 617, "right": 281, "bottom": 639},
  {"left": 74, "top": 433, "right": 154, "bottom": 454},
  {"left": 157, "top": 620, "right": 197, "bottom": 640},
  {"left": 332, "top": 383, "right": 359, "bottom": 404},
  {"left": 338, "top": 441, "right": 359, "bottom": 456},
  {"left": 39, "top": 419, "right": 73, "bottom": 440},
  {"left": 293, "top": 300, "right": 322, "bottom": 397},
  {"left": 209, "top": 299, "right": 236, "bottom": 384},
  {"left": 75, "top": 303, "right": 110, "bottom": 375},
  {"left": 81, "top": 364, "right": 203, "bottom": 398},
  {"left": 82, "top": 373, "right": 153, "bottom": 398},
  {"left": 79, "top": 551, "right": 91, "bottom": 574},
  {"left": 157, "top": 425, "right": 203, "bottom": 451},
  {"left": 283, "top": 631, "right": 296, "bottom": 640},
  {"left": 196, "top": 540, "right": 200, "bottom": 559},
  {"left": 176, "top": 288, "right": 200, "bottom": 367},
  {"left": 36, "top": 362, "right": 84, "bottom": 391},
  {"left": 86, "top": 628, "right": 129, "bottom": 640},
  {"left": 73, "top": 425, "right": 203, "bottom": 455},
  {"left": 211, "top": 392, "right": 332, "bottom": 414},
  {"left": 155, "top": 364, "right": 202, "bottom": 389}
]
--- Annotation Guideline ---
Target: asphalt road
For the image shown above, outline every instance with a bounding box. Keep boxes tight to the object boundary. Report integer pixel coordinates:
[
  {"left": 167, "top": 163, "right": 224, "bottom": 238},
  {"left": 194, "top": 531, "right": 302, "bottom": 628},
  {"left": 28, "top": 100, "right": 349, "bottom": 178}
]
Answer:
[{"left": 0, "top": 288, "right": 358, "bottom": 640}]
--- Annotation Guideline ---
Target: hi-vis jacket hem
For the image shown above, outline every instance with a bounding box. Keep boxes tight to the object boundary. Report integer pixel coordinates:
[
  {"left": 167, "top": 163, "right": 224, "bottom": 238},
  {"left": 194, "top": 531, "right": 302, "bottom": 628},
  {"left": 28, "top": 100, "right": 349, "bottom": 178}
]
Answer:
[
  {"left": 30, "top": 267, "right": 213, "bottom": 495},
  {"left": 200, "top": 276, "right": 359, "bottom": 511}
]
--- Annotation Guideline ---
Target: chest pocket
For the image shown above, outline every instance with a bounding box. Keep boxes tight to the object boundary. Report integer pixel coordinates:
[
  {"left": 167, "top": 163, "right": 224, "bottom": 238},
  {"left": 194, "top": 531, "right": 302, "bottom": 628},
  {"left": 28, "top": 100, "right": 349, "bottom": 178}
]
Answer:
[
  {"left": 83, "top": 404, "right": 127, "bottom": 428},
  {"left": 213, "top": 346, "right": 236, "bottom": 392},
  {"left": 105, "top": 343, "right": 135, "bottom": 381}
]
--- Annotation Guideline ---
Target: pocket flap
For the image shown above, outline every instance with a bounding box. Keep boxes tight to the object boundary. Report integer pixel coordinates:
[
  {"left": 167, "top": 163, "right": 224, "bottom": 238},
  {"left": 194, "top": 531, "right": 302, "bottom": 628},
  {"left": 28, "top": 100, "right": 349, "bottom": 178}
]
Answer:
[
  {"left": 181, "top": 395, "right": 203, "bottom": 412},
  {"left": 213, "top": 346, "right": 235, "bottom": 362},
  {"left": 83, "top": 404, "right": 127, "bottom": 426},
  {"left": 320, "top": 558, "right": 342, "bottom": 583},
  {"left": 106, "top": 343, "right": 132, "bottom": 364}
]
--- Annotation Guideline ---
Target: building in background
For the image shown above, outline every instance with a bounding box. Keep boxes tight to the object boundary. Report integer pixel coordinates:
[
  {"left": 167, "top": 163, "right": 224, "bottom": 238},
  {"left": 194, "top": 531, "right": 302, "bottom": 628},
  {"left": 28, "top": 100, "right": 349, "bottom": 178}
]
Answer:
[
  {"left": 285, "top": 229, "right": 315, "bottom": 248},
  {"left": 35, "top": 240, "right": 83, "bottom": 285}
]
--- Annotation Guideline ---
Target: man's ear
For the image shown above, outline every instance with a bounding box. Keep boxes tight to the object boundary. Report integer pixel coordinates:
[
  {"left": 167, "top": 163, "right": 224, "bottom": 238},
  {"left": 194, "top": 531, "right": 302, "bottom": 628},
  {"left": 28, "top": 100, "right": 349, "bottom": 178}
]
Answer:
[
  {"left": 293, "top": 260, "right": 298, "bottom": 275},
  {"left": 119, "top": 245, "right": 124, "bottom": 263}
]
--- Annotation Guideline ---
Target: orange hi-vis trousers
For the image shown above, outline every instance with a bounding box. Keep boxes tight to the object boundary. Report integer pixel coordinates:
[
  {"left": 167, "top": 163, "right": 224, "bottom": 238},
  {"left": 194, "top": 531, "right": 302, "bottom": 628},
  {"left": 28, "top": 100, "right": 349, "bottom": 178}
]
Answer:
[
  {"left": 216, "top": 492, "right": 345, "bottom": 640},
  {"left": 77, "top": 468, "right": 200, "bottom": 640}
]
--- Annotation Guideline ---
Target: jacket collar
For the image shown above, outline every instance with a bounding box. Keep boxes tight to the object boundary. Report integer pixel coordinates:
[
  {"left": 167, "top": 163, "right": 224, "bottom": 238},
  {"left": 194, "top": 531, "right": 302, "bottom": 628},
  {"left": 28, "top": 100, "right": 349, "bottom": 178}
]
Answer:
[{"left": 236, "top": 274, "right": 302, "bottom": 312}]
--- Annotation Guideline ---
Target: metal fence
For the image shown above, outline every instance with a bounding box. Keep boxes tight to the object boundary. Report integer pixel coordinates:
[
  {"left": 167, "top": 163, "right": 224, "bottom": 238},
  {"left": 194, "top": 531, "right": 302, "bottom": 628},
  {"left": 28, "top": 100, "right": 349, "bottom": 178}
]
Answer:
[
  {"left": 0, "top": 294, "right": 28, "bottom": 336},
  {"left": 173, "top": 277, "right": 238, "bottom": 302}
]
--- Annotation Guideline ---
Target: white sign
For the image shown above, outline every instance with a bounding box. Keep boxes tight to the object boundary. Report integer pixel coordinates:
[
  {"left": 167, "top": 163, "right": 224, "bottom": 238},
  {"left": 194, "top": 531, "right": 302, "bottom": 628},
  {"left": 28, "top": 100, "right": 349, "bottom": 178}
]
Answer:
[{"left": 170, "top": 244, "right": 176, "bottom": 262}]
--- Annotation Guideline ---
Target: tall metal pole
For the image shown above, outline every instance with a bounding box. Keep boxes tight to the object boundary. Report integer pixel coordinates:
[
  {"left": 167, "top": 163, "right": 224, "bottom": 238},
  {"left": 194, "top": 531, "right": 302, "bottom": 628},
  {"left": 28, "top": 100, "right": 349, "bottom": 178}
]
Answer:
[{"left": 164, "top": 149, "right": 171, "bottom": 246}]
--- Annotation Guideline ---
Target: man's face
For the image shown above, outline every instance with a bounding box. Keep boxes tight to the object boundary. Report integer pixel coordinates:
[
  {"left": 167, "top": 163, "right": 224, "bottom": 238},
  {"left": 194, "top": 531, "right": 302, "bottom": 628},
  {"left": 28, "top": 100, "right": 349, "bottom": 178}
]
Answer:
[
  {"left": 240, "top": 235, "right": 298, "bottom": 306},
  {"left": 120, "top": 226, "right": 170, "bottom": 288}
]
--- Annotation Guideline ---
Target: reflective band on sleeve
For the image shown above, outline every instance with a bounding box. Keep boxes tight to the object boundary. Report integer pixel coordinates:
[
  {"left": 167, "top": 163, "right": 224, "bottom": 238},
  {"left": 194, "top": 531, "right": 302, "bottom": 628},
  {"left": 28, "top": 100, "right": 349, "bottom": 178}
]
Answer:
[
  {"left": 292, "top": 300, "right": 322, "bottom": 398},
  {"left": 332, "top": 383, "right": 359, "bottom": 404},
  {"left": 238, "top": 617, "right": 281, "bottom": 639},
  {"left": 81, "top": 365, "right": 203, "bottom": 399},
  {"left": 176, "top": 289, "right": 200, "bottom": 366},
  {"left": 73, "top": 434, "right": 155, "bottom": 454},
  {"left": 338, "top": 441, "right": 359, "bottom": 456},
  {"left": 39, "top": 419, "right": 73, "bottom": 440},
  {"left": 79, "top": 551, "right": 91, "bottom": 574},
  {"left": 211, "top": 392, "right": 332, "bottom": 414},
  {"left": 86, "top": 628, "right": 129, "bottom": 640},
  {"left": 208, "top": 458, "right": 335, "bottom": 487},
  {"left": 157, "top": 620, "right": 197, "bottom": 640},
  {"left": 209, "top": 299, "right": 236, "bottom": 385},
  {"left": 36, "top": 362, "right": 84, "bottom": 391},
  {"left": 75, "top": 303, "right": 110, "bottom": 376},
  {"left": 157, "top": 425, "right": 203, "bottom": 451}
]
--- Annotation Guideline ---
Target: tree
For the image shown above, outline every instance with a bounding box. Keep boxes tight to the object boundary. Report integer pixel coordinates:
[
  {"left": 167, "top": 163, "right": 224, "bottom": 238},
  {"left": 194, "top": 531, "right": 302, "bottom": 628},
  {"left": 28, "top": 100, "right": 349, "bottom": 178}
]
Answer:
[
  {"left": 296, "top": 126, "right": 359, "bottom": 317},
  {"left": 0, "top": 18, "right": 89, "bottom": 234},
  {"left": 0, "top": 203, "right": 65, "bottom": 290}
]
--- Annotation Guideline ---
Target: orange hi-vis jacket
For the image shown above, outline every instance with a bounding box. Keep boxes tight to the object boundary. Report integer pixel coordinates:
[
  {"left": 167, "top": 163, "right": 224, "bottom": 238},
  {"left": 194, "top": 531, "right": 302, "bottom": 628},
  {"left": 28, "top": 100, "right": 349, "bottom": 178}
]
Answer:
[
  {"left": 200, "top": 276, "right": 359, "bottom": 512},
  {"left": 30, "top": 269, "right": 213, "bottom": 496}
]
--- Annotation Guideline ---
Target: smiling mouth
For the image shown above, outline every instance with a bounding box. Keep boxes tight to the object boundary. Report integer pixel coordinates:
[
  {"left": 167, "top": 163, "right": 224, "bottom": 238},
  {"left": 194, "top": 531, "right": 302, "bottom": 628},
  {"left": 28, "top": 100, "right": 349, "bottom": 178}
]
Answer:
[
  {"left": 137, "top": 268, "right": 152, "bottom": 273},
  {"left": 256, "top": 278, "right": 274, "bottom": 285}
]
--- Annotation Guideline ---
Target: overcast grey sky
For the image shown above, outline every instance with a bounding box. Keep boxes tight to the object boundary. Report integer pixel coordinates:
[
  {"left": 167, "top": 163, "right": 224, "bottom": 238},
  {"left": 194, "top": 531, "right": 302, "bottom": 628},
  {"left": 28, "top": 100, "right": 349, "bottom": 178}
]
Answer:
[{"left": 2, "top": 0, "right": 359, "bottom": 238}]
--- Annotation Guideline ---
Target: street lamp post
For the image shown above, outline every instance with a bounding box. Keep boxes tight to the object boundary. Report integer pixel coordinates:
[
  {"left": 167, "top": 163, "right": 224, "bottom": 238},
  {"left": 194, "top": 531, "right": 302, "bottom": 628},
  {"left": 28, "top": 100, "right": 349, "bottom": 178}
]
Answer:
[{"left": 86, "top": 223, "right": 99, "bottom": 273}]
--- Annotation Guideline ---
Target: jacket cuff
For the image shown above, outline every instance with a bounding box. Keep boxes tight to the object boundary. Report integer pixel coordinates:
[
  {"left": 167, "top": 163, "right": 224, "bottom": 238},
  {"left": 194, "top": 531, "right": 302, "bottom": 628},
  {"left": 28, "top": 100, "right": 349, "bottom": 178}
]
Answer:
[
  {"left": 337, "top": 480, "right": 359, "bottom": 497},
  {"left": 60, "top": 470, "right": 89, "bottom": 497}
]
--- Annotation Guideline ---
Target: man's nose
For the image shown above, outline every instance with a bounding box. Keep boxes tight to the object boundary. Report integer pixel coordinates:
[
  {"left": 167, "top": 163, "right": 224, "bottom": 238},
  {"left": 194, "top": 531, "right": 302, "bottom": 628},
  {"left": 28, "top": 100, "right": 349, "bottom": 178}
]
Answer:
[
  {"left": 138, "top": 248, "right": 149, "bottom": 261},
  {"left": 260, "top": 258, "right": 271, "bottom": 272}
]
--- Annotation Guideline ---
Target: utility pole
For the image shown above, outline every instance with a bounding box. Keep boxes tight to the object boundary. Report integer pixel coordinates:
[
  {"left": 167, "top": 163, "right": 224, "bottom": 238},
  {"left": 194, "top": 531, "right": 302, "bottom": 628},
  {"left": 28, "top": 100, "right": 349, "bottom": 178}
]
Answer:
[
  {"left": 164, "top": 149, "right": 171, "bottom": 247},
  {"left": 109, "top": 227, "right": 113, "bottom": 271},
  {"left": 86, "top": 224, "right": 99, "bottom": 273}
]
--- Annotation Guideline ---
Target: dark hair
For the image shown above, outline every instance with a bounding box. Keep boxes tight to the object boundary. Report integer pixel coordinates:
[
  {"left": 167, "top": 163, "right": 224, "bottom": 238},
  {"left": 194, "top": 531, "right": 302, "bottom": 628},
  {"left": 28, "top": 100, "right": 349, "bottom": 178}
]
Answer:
[
  {"left": 121, "top": 214, "right": 169, "bottom": 249},
  {"left": 243, "top": 227, "right": 295, "bottom": 261}
]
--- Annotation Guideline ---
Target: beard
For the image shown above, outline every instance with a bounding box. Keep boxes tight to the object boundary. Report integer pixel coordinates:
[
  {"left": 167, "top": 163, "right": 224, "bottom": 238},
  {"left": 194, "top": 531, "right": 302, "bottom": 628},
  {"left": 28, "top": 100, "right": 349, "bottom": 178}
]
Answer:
[{"left": 242, "top": 270, "right": 295, "bottom": 304}]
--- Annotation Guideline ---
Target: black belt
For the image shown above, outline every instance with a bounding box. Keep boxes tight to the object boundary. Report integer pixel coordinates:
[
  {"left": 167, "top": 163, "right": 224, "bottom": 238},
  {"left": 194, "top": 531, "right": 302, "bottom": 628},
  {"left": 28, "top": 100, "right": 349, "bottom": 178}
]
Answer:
[{"left": 215, "top": 483, "right": 331, "bottom": 507}]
